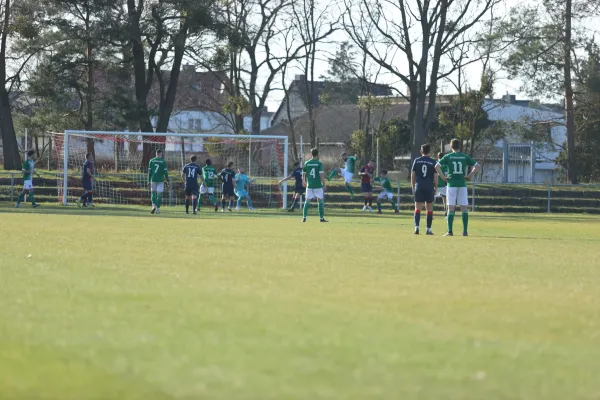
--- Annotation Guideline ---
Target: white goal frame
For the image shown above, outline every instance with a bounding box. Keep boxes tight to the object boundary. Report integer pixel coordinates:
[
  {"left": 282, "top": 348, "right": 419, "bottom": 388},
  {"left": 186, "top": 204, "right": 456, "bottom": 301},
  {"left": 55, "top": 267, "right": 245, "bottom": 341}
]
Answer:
[{"left": 60, "top": 130, "right": 289, "bottom": 208}]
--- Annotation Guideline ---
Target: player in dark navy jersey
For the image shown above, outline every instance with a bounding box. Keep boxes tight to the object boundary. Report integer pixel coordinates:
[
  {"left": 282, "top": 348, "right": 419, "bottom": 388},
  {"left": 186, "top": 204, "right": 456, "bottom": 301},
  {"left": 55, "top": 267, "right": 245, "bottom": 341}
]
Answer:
[
  {"left": 219, "top": 161, "right": 236, "bottom": 212},
  {"left": 181, "top": 155, "right": 202, "bottom": 214},
  {"left": 76, "top": 152, "right": 95, "bottom": 208},
  {"left": 359, "top": 160, "right": 375, "bottom": 212},
  {"left": 411, "top": 144, "right": 438, "bottom": 235},
  {"left": 279, "top": 160, "right": 305, "bottom": 212}
]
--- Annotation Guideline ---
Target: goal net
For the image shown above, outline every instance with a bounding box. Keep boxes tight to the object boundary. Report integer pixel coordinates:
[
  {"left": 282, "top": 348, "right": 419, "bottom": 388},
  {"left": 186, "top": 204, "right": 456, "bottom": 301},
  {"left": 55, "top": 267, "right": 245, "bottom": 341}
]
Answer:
[{"left": 51, "top": 131, "right": 289, "bottom": 208}]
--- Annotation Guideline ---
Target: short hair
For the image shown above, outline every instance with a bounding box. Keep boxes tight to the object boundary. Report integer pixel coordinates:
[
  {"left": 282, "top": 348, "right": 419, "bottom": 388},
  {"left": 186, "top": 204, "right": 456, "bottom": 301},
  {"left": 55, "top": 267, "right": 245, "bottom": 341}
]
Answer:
[
  {"left": 205, "top": 159, "right": 212, "bottom": 166},
  {"left": 85, "top": 152, "right": 92, "bottom": 159},
  {"left": 341, "top": 152, "right": 347, "bottom": 156},
  {"left": 228, "top": 161, "right": 234, "bottom": 168},
  {"left": 451, "top": 139, "right": 460, "bottom": 150},
  {"left": 311, "top": 148, "right": 319, "bottom": 157},
  {"left": 421, "top": 144, "right": 431, "bottom": 155},
  {"left": 190, "top": 155, "right": 197, "bottom": 162},
  {"left": 438, "top": 152, "right": 444, "bottom": 159},
  {"left": 370, "top": 159, "right": 375, "bottom": 163},
  {"left": 156, "top": 149, "right": 163, "bottom": 155},
  {"left": 27, "top": 150, "right": 35, "bottom": 157},
  {"left": 381, "top": 169, "right": 388, "bottom": 175},
  {"left": 293, "top": 161, "right": 300, "bottom": 167}
]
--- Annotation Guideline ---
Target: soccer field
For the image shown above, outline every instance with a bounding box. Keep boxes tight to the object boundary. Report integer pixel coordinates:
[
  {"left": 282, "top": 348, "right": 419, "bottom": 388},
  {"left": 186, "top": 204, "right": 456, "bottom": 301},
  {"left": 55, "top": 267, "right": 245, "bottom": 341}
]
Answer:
[{"left": 1, "top": 205, "right": 599, "bottom": 400}]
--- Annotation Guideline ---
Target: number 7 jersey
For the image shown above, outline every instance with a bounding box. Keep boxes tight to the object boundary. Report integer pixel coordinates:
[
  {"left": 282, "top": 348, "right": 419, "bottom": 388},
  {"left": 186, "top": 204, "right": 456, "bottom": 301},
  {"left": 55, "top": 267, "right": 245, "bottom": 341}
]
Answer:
[{"left": 437, "top": 152, "right": 477, "bottom": 187}]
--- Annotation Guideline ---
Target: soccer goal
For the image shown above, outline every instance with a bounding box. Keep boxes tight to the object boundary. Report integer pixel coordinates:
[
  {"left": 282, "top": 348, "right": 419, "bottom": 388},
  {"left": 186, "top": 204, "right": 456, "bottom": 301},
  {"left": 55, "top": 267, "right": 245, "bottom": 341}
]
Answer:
[{"left": 51, "top": 130, "right": 289, "bottom": 208}]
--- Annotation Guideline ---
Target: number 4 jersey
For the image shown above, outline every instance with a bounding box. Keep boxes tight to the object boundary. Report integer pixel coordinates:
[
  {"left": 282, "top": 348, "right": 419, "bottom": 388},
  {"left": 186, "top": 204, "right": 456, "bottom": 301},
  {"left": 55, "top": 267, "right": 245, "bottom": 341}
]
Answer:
[{"left": 437, "top": 152, "right": 477, "bottom": 187}]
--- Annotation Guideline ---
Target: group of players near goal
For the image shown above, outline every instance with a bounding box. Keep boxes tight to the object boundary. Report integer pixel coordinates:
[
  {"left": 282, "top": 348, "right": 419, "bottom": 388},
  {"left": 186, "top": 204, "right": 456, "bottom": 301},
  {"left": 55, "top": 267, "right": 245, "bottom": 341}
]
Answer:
[{"left": 14, "top": 138, "right": 479, "bottom": 236}]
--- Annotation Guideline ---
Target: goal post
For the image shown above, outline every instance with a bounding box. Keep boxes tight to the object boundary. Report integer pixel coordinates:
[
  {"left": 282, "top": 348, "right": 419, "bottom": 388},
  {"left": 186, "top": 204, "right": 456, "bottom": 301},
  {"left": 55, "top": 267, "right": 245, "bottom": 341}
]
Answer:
[{"left": 52, "top": 130, "right": 289, "bottom": 209}]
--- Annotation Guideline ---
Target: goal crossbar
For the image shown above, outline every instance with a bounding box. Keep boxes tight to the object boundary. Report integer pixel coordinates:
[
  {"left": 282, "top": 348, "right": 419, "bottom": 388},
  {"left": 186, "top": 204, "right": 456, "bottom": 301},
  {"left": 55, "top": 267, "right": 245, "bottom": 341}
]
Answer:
[{"left": 57, "top": 130, "right": 289, "bottom": 208}]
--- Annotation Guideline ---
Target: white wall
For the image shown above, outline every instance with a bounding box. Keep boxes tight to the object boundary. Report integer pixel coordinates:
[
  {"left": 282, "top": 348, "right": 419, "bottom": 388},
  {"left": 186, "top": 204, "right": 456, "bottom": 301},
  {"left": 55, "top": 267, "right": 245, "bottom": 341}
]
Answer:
[{"left": 167, "top": 110, "right": 272, "bottom": 133}]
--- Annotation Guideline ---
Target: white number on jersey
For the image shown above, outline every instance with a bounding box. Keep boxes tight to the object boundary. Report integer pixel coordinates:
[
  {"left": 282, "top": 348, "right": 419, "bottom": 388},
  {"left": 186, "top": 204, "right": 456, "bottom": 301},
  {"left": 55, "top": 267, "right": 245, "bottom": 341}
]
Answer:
[
  {"left": 421, "top": 164, "right": 428, "bottom": 178},
  {"left": 452, "top": 161, "right": 463, "bottom": 175},
  {"left": 309, "top": 168, "right": 316, "bottom": 178},
  {"left": 208, "top": 172, "right": 214, "bottom": 179},
  {"left": 223, "top": 174, "right": 228, "bottom": 182},
  {"left": 154, "top": 163, "right": 160, "bottom": 173},
  {"left": 187, "top": 168, "right": 195, "bottom": 178}
]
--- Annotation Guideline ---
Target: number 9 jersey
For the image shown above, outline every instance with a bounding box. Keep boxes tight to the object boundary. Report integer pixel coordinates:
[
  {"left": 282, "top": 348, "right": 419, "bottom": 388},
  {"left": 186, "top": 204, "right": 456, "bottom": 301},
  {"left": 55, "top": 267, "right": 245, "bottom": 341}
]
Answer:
[{"left": 411, "top": 155, "right": 436, "bottom": 189}]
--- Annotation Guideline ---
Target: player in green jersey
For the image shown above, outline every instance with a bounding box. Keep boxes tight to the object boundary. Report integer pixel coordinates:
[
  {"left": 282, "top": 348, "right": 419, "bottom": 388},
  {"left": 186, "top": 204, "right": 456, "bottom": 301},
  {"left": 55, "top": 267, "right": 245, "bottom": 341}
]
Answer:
[
  {"left": 327, "top": 152, "right": 356, "bottom": 198},
  {"left": 148, "top": 149, "right": 169, "bottom": 215},
  {"left": 374, "top": 170, "right": 398, "bottom": 214},
  {"left": 302, "top": 148, "right": 327, "bottom": 223},
  {"left": 201, "top": 159, "right": 219, "bottom": 212},
  {"left": 436, "top": 152, "right": 448, "bottom": 216},
  {"left": 435, "top": 139, "right": 480, "bottom": 236},
  {"left": 16, "top": 150, "right": 40, "bottom": 208}
]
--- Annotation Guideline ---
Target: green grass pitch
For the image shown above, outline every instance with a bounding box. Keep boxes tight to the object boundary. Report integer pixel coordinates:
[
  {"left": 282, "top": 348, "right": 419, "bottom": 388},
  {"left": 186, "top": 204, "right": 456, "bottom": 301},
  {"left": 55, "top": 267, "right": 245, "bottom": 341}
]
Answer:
[{"left": 1, "top": 204, "right": 599, "bottom": 400}]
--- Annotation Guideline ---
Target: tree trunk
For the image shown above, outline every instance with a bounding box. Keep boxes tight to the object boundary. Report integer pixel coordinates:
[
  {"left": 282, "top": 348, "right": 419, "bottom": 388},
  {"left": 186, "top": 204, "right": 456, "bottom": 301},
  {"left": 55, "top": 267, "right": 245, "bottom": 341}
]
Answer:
[
  {"left": 86, "top": 30, "right": 95, "bottom": 159},
  {"left": 564, "top": 0, "right": 577, "bottom": 184}
]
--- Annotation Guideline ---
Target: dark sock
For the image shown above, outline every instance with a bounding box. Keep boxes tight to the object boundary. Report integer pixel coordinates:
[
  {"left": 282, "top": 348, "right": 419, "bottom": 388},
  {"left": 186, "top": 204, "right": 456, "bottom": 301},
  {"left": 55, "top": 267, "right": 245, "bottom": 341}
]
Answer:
[
  {"left": 462, "top": 212, "right": 469, "bottom": 233},
  {"left": 80, "top": 193, "right": 87, "bottom": 202},
  {"left": 426, "top": 211, "right": 433, "bottom": 229},
  {"left": 222, "top": 199, "right": 226, "bottom": 209},
  {"left": 185, "top": 199, "right": 190, "bottom": 212},
  {"left": 17, "top": 193, "right": 25, "bottom": 203},
  {"left": 377, "top": 202, "right": 382, "bottom": 212},
  {"left": 414, "top": 209, "right": 421, "bottom": 227},
  {"left": 193, "top": 198, "right": 198, "bottom": 211},
  {"left": 448, "top": 212, "right": 455, "bottom": 233},
  {"left": 87, "top": 193, "right": 93, "bottom": 204},
  {"left": 368, "top": 198, "right": 372, "bottom": 207},
  {"left": 364, "top": 198, "right": 368, "bottom": 206},
  {"left": 290, "top": 197, "right": 298, "bottom": 209}
]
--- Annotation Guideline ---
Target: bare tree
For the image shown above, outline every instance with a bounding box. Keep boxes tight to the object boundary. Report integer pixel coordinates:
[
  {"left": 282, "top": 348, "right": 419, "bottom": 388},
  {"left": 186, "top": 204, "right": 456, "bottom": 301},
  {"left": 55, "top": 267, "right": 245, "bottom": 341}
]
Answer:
[{"left": 343, "top": 0, "right": 499, "bottom": 160}]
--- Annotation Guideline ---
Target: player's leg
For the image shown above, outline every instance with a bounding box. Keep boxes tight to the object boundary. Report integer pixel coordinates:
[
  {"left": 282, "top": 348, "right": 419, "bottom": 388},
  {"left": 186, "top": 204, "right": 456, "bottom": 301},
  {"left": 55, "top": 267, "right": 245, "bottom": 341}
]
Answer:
[
  {"left": 288, "top": 191, "right": 299, "bottom": 211},
  {"left": 302, "top": 189, "right": 314, "bottom": 221},
  {"left": 185, "top": 189, "right": 191, "bottom": 214},
  {"left": 376, "top": 192, "right": 385, "bottom": 214},
  {"left": 228, "top": 195, "right": 234, "bottom": 211},
  {"left": 247, "top": 194, "right": 255, "bottom": 210},
  {"left": 221, "top": 189, "right": 227, "bottom": 211},
  {"left": 192, "top": 190, "right": 199, "bottom": 214},
  {"left": 425, "top": 189, "right": 435, "bottom": 234},
  {"left": 316, "top": 189, "right": 326, "bottom": 222},
  {"left": 458, "top": 187, "right": 469, "bottom": 236},
  {"left": 86, "top": 191, "right": 94, "bottom": 207},
  {"left": 327, "top": 167, "right": 340, "bottom": 181},
  {"left": 445, "top": 187, "right": 458, "bottom": 236},
  {"left": 342, "top": 171, "right": 354, "bottom": 197},
  {"left": 389, "top": 193, "right": 398, "bottom": 213},
  {"left": 367, "top": 191, "right": 373, "bottom": 212},
  {"left": 27, "top": 188, "right": 38, "bottom": 208},
  {"left": 155, "top": 183, "right": 164, "bottom": 213},
  {"left": 413, "top": 200, "right": 423, "bottom": 234}
]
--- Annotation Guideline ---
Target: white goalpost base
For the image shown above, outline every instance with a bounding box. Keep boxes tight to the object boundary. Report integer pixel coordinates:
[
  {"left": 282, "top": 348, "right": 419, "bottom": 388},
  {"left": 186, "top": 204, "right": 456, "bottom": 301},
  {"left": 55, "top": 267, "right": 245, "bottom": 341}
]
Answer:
[{"left": 52, "top": 130, "right": 289, "bottom": 209}]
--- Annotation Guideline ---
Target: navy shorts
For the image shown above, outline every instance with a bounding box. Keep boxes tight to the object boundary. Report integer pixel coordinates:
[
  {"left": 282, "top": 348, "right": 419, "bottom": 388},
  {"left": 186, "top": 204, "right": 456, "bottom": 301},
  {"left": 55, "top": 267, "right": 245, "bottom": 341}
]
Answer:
[
  {"left": 294, "top": 185, "right": 306, "bottom": 195},
  {"left": 82, "top": 180, "right": 93, "bottom": 191},
  {"left": 185, "top": 187, "right": 199, "bottom": 197},
  {"left": 361, "top": 183, "right": 373, "bottom": 193},
  {"left": 222, "top": 185, "right": 235, "bottom": 197},
  {"left": 414, "top": 185, "right": 434, "bottom": 203}
]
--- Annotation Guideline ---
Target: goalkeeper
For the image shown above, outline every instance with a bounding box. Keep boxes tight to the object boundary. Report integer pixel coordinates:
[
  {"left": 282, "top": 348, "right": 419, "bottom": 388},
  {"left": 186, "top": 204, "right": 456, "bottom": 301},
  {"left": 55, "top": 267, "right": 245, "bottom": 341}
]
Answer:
[{"left": 234, "top": 167, "right": 255, "bottom": 211}]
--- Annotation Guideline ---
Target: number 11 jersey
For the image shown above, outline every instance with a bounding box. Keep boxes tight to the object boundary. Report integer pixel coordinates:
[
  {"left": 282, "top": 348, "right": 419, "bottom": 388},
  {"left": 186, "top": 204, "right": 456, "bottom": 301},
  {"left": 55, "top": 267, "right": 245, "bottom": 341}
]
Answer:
[{"left": 437, "top": 152, "right": 476, "bottom": 187}]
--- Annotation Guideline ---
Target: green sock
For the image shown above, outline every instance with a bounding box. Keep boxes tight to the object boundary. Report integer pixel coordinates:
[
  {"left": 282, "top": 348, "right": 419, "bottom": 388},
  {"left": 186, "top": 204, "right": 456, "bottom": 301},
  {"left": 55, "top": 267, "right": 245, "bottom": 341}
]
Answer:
[
  {"left": 462, "top": 212, "right": 469, "bottom": 233},
  {"left": 28, "top": 193, "right": 35, "bottom": 204},
  {"left": 377, "top": 202, "right": 382, "bottom": 212},
  {"left": 17, "top": 193, "right": 25, "bottom": 203},
  {"left": 447, "top": 211, "right": 455, "bottom": 233},
  {"left": 197, "top": 196, "right": 202, "bottom": 210},
  {"left": 156, "top": 193, "right": 162, "bottom": 208},
  {"left": 345, "top": 182, "right": 354, "bottom": 196},
  {"left": 209, "top": 195, "right": 216, "bottom": 205},
  {"left": 318, "top": 199, "right": 324, "bottom": 219},
  {"left": 391, "top": 200, "right": 397, "bottom": 211},
  {"left": 328, "top": 170, "right": 338, "bottom": 180},
  {"left": 151, "top": 193, "right": 156, "bottom": 206},
  {"left": 303, "top": 200, "right": 310, "bottom": 218}
]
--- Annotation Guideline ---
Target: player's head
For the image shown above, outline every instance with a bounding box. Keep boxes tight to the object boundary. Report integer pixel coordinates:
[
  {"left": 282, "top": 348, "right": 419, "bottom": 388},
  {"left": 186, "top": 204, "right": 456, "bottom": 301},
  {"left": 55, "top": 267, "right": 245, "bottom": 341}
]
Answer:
[
  {"left": 205, "top": 159, "right": 212, "bottom": 166},
  {"left": 381, "top": 169, "right": 388, "bottom": 177},
  {"left": 341, "top": 152, "right": 348, "bottom": 161},
  {"left": 238, "top": 167, "right": 245, "bottom": 174},
  {"left": 293, "top": 161, "right": 300, "bottom": 167},
  {"left": 27, "top": 150, "right": 35, "bottom": 160},
  {"left": 85, "top": 152, "right": 93, "bottom": 161},
  {"left": 228, "top": 161, "right": 234, "bottom": 168},
  {"left": 421, "top": 144, "right": 431, "bottom": 155},
  {"left": 438, "top": 152, "right": 444, "bottom": 160},
  {"left": 190, "top": 155, "right": 197, "bottom": 163},
  {"left": 450, "top": 139, "right": 460, "bottom": 151},
  {"left": 368, "top": 159, "right": 375, "bottom": 167},
  {"left": 311, "top": 148, "right": 319, "bottom": 158},
  {"left": 156, "top": 149, "right": 163, "bottom": 157}
]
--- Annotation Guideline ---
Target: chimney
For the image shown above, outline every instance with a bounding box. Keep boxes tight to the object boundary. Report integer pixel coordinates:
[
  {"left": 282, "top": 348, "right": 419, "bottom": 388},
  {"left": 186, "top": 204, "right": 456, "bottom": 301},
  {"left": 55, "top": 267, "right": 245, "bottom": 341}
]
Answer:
[
  {"left": 502, "top": 94, "right": 516, "bottom": 104},
  {"left": 182, "top": 64, "right": 196, "bottom": 73},
  {"left": 295, "top": 74, "right": 306, "bottom": 82}
]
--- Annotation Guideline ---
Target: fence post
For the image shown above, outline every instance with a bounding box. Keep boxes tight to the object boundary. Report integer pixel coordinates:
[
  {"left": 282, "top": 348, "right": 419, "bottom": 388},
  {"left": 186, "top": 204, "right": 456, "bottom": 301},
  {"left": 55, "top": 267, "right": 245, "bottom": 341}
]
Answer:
[
  {"left": 299, "top": 136, "right": 303, "bottom": 209},
  {"left": 530, "top": 141, "right": 536, "bottom": 184},
  {"left": 376, "top": 138, "right": 381, "bottom": 177},
  {"left": 169, "top": 176, "right": 173, "bottom": 206},
  {"left": 503, "top": 139, "right": 509, "bottom": 183},
  {"left": 547, "top": 184, "right": 551, "bottom": 213},
  {"left": 10, "top": 172, "right": 14, "bottom": 202},
  {"left": 397, "top": 180, "right": 401, "bottom": 211},
  {"left": 471, "top": 182, "right": 476, "bottom": 212}
]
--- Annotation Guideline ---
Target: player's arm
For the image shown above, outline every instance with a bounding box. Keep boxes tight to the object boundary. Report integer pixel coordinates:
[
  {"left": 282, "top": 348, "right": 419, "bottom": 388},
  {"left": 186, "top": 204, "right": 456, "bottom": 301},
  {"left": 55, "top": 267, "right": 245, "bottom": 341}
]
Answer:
[
  {"left": 163, "top": 162, "right": 169, "bottom": 184},
  {"left": 86, "top": 167, "right": 95, "bottom": 181},
  {"left": 148, "top": 161, "right": 153, "bottom": 184},
  {"left": 410, "top": 171, "right": 416, "bottom": 192},
  {"left": 302, "top": 172, "right": 307, "bottom": 187},
  {"left": 320, "top": 171, "right": 325, "bottom": 189},
  {"left": 466, "top": 161, "right": 480, "bottom": 181},
  {"left": 433, "top": 171, "right": 438, "bottom": 192},
  {"left": 278, "top": 174, "right": 293, "bottom": 184},
  {"left": 435, "top": 163, "right": 448, "bottom": 182},
  {"left": 358, "top": 167, "right": 366, "bottom": 176}
]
